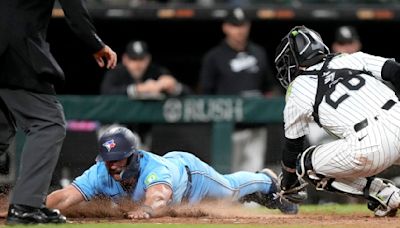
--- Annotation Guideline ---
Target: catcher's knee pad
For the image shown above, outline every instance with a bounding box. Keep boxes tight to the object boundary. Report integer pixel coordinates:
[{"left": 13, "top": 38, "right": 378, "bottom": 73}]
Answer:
[
  {"left": 296, "top": 145, "right": 315, "bottom": 176},
  {"left": 295, "top": 146, "right": 324, "bottom": 186},
  {"left": 296, "top": 146, "right": 340, "bottom": 191}
]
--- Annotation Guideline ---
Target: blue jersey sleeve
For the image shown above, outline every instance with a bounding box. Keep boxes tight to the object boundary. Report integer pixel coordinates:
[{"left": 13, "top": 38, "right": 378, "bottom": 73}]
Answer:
[
  {"left": 142, "top": 167, "right": 173, "bottom": 190},
  {"left": 72, "top": 163, "right": 105, "bottom": 201}
]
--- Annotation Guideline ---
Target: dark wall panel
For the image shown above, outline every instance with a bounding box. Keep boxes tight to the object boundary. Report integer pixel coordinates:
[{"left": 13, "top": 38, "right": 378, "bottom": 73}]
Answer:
[{"left": 47, "top": 18, "right": 400, "bottom": 95}]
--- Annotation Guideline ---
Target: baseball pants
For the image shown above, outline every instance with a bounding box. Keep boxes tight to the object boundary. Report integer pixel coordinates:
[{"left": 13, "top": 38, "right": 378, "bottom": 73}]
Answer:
[
  {"left": 165, "top": 152, "right": 274, "bottom": 204},
  {"left": 307, "top": 103, "right": 400, "bottom": 195},
  {"left": 0, "top": 89, "right": 66, "bottom": 207}
]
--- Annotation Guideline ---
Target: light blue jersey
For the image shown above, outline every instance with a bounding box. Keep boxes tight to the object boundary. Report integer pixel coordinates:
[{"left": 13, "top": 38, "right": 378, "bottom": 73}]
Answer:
[{"left": 72, "top": 150, "right": 274, "bottom": 205}]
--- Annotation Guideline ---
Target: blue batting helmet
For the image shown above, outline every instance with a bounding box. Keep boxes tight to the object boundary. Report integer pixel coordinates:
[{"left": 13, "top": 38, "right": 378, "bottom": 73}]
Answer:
[{"left": 98, "top": 127, "right": 139, "bottom": 161}]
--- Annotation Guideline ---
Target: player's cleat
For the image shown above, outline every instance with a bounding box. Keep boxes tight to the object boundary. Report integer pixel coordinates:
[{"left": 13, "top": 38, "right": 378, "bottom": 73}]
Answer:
[
  {"left": 239, "top": 168, "right": 299, "bottom": 214},
  {"left": 6, "top": 204, "right": 67, "bottom": 224}
]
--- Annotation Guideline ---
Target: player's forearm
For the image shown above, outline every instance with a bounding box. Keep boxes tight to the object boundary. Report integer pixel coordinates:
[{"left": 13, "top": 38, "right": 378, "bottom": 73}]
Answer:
[
  {"left": 58, "top": 0, "right": 104, "bottom": 52},
  {"left": 126, "top": 191, "right": 171, "bottom": 219},
  {"left": 142, "top": 184, "right": 173, "bottom": 217},
  {"left": 142, "top": 191, "right": 171, "bottom": 217},
  {"left": 281, "top": 136, "right": 306, "bottom": 190},
  {"left": 282, "top": 136, "right": 306, "bottom": 168},
  {"left": 46, "top": 186, "right": 85, "bottom": 212},
  {"left": 46, "top": 190, "right": 71, "bottom": 211},
  {"left": 382, "top": 60, "right": 400, "bottom": 92}
]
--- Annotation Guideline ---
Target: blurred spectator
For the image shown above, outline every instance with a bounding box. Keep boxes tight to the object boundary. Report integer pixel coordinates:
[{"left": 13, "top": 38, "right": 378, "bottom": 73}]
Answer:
[
  {"left": 101, "top": 40, "right": 190, "bottom": 149},
  {"left": 199, "top": 8, "right": 278, "bottom": 172},
  {"left": 101, "top": 40, "right": 190, "bottom": 99},
  {"left": 331, "top": 25, "right": 362, "bottom": 54}
]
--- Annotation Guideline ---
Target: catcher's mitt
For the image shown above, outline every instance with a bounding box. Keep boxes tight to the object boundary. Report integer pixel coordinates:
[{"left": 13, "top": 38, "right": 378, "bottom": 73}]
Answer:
[{"left": 279, "top": 170, "right": 308, "bottom": 204}]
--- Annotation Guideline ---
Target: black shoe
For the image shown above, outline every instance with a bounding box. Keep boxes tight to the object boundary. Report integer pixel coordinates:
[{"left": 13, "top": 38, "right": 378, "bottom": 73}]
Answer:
[
  {"left": 6, "top": 204, "right": 67, "bottom": 224},
  {"left": 239, "top": 169, "right": 299, "bottom": 215}
]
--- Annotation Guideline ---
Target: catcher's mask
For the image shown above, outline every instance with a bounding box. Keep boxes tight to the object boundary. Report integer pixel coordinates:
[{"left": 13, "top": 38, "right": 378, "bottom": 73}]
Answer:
[
  {"left": 274, "top": 26, "right": 330, "bottom": 89},
  {"left": 98, "top": 126, "right": 141, "bottom": 181}
]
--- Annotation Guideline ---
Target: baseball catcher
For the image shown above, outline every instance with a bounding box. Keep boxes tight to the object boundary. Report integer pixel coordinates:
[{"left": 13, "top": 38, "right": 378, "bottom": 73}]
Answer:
[{"left": 275, "top": 25, "right": 400, "bottom": 217}]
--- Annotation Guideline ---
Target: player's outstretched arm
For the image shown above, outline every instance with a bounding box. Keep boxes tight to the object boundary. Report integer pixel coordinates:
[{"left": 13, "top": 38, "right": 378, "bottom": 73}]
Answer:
[
  {"left": 46, "top": 185, "right": 85, "bottom": 212},
  {"left": 126, "top": 183, "right": 172, "bottom": 219},
  {"left": 0, "top": 185, "right": 86, "bottom": 217}
]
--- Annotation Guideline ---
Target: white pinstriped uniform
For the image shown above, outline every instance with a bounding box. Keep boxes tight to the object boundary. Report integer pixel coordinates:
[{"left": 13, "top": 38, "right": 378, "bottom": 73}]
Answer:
[{"left": 284, "top": 52, "right": 400, "bottom": 179}]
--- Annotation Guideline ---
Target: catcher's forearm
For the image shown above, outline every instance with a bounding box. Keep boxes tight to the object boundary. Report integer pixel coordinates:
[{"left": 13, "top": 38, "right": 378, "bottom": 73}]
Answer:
[
  {"left": 282, "top": 136, "right": 306, "bottom": 169},
  {"left": 382, "top": 60, "right": 400, "bottom": 93}
]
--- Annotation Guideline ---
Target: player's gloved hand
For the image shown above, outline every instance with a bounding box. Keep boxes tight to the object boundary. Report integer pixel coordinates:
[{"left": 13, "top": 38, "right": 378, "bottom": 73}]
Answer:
[{"left": 279, "top": 168, "right": 308, "bottom": 204}]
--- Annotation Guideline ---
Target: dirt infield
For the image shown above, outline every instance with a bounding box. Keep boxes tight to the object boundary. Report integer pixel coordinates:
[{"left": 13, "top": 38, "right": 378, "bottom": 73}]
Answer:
[{"left": 0, "top": 196, "right": 399, "bottom": 227}]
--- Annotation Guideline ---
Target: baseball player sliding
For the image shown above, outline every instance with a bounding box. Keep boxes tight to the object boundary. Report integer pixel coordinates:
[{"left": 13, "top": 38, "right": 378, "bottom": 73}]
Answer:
[
  {"left": 7, "top": 127, "right": 296, "bottom": 220},
  {"left": 275, "top": 25, "right": 400, "bottom": 217}
]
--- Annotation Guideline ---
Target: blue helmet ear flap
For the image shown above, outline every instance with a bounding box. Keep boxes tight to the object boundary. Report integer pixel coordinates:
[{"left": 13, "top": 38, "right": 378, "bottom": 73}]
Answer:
[{"left": 120, "top": 152, "right": 141, "bottom": 180}]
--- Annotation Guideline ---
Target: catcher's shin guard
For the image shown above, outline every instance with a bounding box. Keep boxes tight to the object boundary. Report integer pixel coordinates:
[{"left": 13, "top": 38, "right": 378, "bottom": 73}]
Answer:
[{"left": 322, "top": 178, "right": 400, "bottom": 217}]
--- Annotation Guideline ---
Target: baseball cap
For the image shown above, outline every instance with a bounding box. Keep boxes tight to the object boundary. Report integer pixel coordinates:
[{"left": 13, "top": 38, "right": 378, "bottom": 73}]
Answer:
[
  {"left": 334, "top": 26, "right": 359, "bottom": 44},
  {"left": 224, "top": 8, "right": 249, "bottom": 26},
  {"left": 125, "top": 40, "right": 150, "bottom": 59}
]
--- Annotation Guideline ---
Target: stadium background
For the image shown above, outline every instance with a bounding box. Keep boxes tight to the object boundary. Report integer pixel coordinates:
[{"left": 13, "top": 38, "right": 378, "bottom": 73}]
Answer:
[{"left": 2, "top": 0, "right": 400, "bottom": 204}]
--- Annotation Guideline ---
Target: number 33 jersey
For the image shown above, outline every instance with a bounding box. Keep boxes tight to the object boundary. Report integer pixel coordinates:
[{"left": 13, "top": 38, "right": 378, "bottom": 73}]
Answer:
[{"left": 284, "top": 52, "right": 398, "bottom": 139}]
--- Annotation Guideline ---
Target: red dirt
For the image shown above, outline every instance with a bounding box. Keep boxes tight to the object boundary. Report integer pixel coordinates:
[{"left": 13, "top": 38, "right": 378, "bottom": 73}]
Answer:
[{"left": 0, "top": 196, "right": 399, "bottom": 227}]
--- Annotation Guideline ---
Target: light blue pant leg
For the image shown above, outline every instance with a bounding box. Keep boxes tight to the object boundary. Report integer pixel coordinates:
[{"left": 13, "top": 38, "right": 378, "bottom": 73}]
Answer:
[{"left": 188, "top": 160, "right": 273, "bottom": 204}]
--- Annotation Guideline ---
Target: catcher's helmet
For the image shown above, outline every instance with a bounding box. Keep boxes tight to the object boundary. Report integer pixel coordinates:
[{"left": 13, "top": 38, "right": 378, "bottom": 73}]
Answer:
[
  {"left": 275, "top": 26, "right": 330, "bottom": 89},
  {"left": 98, "top": 127, "right": 139, "bottom": 162}
]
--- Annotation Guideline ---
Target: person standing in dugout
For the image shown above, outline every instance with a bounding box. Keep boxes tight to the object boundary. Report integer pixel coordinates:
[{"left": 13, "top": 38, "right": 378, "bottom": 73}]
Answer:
[
  {"left": 199, "top": 7, "right": 277, "bottom": 173},
  {"left": 0, "top": 0, "right": 117, "bottom": 224}
]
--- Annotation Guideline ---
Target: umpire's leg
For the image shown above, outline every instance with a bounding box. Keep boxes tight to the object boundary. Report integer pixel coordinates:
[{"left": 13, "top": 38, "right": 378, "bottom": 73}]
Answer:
[
  {"left": 0, "top": 89, "right": 66, "bottom": 207},
  {"left": 0, "top": 97, "right": 16, "bottom": 158},
  {"left": 0, "top": 97, "right": 16, "bottom": 176}
]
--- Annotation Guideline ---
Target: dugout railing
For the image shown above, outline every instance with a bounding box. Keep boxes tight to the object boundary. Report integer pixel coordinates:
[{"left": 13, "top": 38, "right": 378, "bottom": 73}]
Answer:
[
  {"left": 57, "top": 95, "right": 285, "bottom": 173},
  {"left": 4, "top": 95, "right": 284, "bottom": 182}
]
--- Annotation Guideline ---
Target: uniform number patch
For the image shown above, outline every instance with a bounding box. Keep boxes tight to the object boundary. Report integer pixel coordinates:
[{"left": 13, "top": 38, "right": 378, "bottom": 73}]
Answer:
[{"left": 325, "top": 73, "right": 365, "bottom": 109}]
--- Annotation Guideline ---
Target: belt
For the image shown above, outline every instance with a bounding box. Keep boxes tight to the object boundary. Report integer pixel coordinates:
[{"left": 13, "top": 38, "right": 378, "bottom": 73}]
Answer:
[
  {"left": 382, "top": 99, "right": 396, "bottom": 110},
  {"left": 354, "top": 119, "right": 368, "bottom": 132},
  {"left": 182, "top": 165, "right": 192, "bottom": 202},
  {"left": 354, "top": 99, "right": 396, "bottom": 132},
  {"left": 185, "top": 165, "right": 192, "bottom": 184}
]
